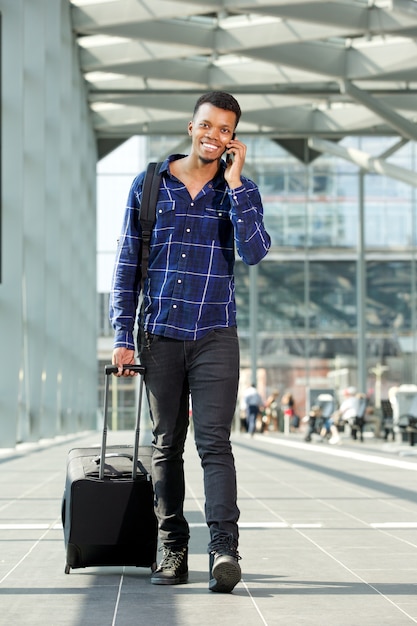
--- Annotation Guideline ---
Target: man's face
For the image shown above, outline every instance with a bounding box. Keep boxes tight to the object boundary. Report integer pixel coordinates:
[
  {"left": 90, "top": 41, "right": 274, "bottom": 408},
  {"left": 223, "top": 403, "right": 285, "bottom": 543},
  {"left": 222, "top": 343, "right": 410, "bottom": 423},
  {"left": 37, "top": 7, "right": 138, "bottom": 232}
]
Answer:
[{"left": 188, "top": 103, "right": 237, "bottom": 164}]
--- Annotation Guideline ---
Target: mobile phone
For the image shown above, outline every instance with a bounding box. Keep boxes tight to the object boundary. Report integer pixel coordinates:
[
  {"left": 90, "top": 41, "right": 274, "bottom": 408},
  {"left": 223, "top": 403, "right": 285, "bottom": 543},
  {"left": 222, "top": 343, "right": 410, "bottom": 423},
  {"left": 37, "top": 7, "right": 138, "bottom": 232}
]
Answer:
[{"left": 226, "top": 133, "right": 236, "bottom": 164}]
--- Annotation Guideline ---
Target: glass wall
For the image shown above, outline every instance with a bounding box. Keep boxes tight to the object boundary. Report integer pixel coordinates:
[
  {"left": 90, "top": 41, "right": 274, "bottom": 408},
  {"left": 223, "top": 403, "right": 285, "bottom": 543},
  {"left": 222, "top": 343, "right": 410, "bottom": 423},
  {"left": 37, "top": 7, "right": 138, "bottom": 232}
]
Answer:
[
  {"left": 97, "top": 135, "right": 417, "bottom": 425},
  {"left": 241, "top": 136, "right": 417, "bottom": 413}
]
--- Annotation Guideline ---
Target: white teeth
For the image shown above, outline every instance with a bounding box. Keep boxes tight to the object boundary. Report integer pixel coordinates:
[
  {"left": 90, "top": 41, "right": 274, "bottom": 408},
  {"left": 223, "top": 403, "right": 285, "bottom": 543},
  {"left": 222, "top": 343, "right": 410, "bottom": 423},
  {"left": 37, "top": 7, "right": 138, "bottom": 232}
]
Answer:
[{"left": 202, "top": 143, "right": 217, "bottom": 150}]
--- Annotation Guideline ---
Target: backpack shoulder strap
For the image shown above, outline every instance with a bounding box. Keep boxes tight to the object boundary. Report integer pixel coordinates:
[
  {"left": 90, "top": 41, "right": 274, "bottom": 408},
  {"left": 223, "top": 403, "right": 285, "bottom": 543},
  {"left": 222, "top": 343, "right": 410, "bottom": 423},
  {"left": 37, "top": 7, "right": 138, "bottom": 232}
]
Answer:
[{"left": 140, "top": 161, "right": 162, "bottom": 290}]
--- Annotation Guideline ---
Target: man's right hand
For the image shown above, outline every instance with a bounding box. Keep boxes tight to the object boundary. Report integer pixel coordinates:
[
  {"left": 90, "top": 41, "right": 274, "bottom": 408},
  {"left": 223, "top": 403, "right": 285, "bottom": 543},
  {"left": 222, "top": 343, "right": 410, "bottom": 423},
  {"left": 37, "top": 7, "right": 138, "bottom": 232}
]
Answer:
[{"left": 112, "top": 347, "right": 137, "bottom": 377}]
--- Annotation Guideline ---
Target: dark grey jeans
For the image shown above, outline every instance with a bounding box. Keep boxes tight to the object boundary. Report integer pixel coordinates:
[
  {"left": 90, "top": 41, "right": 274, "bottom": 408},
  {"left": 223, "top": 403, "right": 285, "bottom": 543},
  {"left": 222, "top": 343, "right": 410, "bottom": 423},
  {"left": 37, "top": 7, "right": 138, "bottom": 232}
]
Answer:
[{"left": 139, "top": 327, "right": 240, "bottom": 551}]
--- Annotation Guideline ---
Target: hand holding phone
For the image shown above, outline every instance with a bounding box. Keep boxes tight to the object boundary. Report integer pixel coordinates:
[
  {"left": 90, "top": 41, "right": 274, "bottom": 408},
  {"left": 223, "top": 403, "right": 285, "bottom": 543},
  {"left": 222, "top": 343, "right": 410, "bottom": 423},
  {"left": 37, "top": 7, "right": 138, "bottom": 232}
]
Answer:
[{"left": 224, "top": 134, "right": 246, "bottom": 189}]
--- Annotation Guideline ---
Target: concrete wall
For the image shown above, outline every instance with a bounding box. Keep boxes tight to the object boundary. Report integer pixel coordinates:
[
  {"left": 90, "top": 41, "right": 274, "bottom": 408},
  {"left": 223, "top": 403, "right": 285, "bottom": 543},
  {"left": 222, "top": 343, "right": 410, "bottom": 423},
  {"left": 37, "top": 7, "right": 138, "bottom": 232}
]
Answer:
[{"left": 0, "top": 0, "right": 98, "bottom": 446}]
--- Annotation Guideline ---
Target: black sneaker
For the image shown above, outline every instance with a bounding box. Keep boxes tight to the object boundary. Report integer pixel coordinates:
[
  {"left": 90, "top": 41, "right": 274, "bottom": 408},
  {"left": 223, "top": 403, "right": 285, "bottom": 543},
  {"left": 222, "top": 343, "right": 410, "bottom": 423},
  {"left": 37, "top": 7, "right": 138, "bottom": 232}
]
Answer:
[
  {"left": 209, "top": 537, "right": 241, "bottom": 593},
  {"left": 151, "top": 546, "right": 188, "bottom": 585}
]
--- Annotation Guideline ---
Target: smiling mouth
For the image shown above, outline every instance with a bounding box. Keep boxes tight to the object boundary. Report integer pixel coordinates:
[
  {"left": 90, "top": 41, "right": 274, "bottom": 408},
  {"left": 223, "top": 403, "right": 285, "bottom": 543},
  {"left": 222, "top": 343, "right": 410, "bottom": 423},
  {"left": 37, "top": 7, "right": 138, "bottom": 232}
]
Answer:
[{"left": 201, "top": 142, "right": 219, "bottom": 152}]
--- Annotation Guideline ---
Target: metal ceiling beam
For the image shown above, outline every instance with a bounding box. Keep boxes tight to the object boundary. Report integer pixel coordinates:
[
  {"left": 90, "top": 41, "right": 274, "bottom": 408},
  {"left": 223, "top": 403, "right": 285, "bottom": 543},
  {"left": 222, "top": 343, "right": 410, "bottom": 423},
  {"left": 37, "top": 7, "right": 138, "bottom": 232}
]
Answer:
[
  {"left": 71, "top": 0, "right": 210, "bottom": 31},
  {"left": 248, "top": 1, "right": 417, "bottom": 34},
  {"left": 87, "top": 86, "right": 417, "bottom": 97},
  {"left": 341, "top": 80, "right": 417, "bottom": 141},
  {"left": 377, "top": 137, "right": 409, "bottom": 159},
  {"left": 78, "top": 17, "right": 350, "bottom": 51},
  {"left": 246, "top": 38, "right": 417, "bottom": 82},
  {"left": 248, "top": 0, "right": 368, "bottom": 27},
  {"left": 79, "top": 19, "right": 215, "bottom": 48},
  {"left": 80, "top": 41, "right": 209, "bottom": 72},
  {"left": 308, "top": 136, "right": 417, "bottom": 187},
  {"left": 391, "top": 0, "right": 417, "bottom": 17},
  {"left": 69, "top": 0, "right": 417, "bottom": 142},
  {"left": 215, "top": 18, "right": 349, "bottom": 50}
]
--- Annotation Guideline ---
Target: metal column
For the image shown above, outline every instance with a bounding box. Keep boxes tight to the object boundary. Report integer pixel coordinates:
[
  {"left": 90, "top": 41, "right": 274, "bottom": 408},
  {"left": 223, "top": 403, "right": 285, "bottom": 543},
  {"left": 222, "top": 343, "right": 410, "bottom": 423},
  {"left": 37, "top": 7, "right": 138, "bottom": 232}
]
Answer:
[
  {"left": 249, "top": 264, "right": 258, "bottom": 385},
  {"left": 357, "top": 171, "right": 367, "bottom": 394}
]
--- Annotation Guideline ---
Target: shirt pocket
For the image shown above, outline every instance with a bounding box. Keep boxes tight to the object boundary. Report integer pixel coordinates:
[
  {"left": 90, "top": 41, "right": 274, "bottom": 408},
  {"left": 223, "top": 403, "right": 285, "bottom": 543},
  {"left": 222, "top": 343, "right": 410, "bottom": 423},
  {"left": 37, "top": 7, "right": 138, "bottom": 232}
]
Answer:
[
  {"left": 153, "top": 200, "right": 175, "bottom": 240},
  {"left": 203, "top": 206, "right": 232, "bottom": 243}
]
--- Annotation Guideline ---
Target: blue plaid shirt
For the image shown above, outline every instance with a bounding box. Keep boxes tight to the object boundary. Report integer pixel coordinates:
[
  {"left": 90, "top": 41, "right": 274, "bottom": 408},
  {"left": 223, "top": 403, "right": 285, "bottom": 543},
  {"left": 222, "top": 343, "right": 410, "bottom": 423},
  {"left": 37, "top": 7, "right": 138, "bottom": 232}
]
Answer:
[{"left": 110, "top": 155, "right": 270, "bottom": 349}]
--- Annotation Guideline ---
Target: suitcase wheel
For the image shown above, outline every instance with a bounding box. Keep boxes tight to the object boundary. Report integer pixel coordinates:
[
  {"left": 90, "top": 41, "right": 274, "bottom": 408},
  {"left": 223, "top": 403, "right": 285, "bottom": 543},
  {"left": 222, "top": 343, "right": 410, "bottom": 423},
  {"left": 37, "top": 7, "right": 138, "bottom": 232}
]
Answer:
[{"left": 65, "top": 564, "right": 71, "bottom": 575}]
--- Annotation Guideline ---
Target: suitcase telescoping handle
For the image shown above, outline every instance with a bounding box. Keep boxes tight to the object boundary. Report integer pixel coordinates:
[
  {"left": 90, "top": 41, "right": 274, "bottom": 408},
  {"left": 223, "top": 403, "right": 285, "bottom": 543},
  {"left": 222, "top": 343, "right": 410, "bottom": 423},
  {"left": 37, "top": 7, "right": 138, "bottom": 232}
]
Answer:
[{"left": 100, "top": 364, "right": 146, "bottom": 480}]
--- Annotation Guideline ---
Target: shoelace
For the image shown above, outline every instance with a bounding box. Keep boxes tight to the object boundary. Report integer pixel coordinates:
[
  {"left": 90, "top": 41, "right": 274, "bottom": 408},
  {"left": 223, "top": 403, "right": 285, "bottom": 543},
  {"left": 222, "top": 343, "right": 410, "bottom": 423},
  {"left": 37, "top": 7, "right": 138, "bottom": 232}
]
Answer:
[
  {"left": 159, "top": 548, "right": 186, "bottom": 570},
  {"left": 210, "top": 537, "right": 241, "bottom": 559}
]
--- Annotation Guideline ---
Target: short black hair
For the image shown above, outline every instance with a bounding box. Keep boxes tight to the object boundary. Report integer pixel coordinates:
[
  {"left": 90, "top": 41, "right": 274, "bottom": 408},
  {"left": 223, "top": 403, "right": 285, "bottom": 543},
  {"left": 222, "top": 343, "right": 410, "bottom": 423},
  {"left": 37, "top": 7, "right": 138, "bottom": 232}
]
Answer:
[{"left": 193, "top": 91, "right": 241, "bottom": 127}]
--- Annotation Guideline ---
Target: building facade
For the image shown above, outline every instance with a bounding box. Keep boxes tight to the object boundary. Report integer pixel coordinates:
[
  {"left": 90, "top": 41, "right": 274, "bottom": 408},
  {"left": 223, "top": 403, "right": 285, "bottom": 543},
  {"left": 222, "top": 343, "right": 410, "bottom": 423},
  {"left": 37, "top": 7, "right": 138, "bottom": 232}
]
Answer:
[
  {"left": 0, "top": 0, "right": 98, "bottom": 447},
  {"left": 98, "top": 135, "right": 417, "bottom": 423}
]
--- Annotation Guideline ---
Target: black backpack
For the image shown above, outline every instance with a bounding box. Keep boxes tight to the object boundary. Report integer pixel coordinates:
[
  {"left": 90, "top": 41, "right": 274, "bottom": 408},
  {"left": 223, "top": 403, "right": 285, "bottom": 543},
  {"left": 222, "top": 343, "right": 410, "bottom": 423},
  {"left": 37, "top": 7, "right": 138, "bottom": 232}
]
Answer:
[{"left": 139, "top": 161, "right": 163, "bottom": 290}]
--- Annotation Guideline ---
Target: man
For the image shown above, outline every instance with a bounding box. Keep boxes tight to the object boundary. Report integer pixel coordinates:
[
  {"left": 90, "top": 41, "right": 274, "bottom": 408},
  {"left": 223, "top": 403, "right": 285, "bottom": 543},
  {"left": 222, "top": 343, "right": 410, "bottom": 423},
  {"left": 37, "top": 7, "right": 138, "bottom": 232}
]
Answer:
[
  {"left": 243, "top": 383, "right": 263, "bottom": 436},
  {"left": 110, "top": 91, "right": 270, "bottom": 593},
  {"left": 337, "top": 387, "right": 358, "bottom": 424}
]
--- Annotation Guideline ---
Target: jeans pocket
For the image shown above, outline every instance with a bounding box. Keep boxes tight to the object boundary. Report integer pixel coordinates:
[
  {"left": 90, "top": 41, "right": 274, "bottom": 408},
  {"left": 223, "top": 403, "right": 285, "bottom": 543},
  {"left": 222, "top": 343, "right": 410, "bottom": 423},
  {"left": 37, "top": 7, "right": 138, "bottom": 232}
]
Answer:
[
  {"left": 138, "top": 328, "right": 157, "bottom": 354},
  {"left": 212, "top": 327, "right": 238, "bottom": 340}
]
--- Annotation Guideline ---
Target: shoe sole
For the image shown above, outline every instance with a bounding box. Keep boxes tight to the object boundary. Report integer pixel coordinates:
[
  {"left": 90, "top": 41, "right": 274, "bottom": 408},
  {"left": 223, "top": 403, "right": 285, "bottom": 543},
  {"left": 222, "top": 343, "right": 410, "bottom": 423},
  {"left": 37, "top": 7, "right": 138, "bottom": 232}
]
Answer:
[
  {"left": 151, "top": 573, "right": 188, "bottom": 585},
  {"left": 209, "top": 559, "right": 241, "bottom": 593}
]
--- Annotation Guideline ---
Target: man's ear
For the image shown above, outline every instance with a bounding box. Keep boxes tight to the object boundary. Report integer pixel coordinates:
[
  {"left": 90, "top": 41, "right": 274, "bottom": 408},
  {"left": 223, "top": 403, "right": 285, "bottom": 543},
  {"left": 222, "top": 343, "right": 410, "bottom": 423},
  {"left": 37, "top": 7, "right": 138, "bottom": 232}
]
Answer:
[{"left": 187, "top": 121, "right": 193, "bottom": 135}]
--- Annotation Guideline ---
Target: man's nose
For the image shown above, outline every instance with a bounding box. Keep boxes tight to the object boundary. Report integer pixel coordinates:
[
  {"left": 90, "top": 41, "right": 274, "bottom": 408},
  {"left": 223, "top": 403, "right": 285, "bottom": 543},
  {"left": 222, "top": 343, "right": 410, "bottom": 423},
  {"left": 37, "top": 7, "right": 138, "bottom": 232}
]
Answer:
[{"left": 206, "top": 127, "right": 220, "bottom": 140}]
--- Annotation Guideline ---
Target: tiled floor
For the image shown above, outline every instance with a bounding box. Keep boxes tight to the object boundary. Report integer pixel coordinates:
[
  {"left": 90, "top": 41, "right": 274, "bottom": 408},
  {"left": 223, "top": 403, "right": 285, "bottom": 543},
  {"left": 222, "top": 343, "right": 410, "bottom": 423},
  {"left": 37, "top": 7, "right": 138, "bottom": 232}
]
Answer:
[{"left": 1, "top": 428, "right": 417, "bottom": 625}]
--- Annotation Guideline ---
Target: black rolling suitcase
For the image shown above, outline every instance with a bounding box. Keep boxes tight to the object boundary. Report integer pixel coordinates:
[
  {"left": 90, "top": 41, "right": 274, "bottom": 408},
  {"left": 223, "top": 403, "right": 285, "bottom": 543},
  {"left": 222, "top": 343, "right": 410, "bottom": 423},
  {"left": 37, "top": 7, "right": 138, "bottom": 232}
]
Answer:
[{"left": 62, "top": 364, "right": 158, "bottom": 574}]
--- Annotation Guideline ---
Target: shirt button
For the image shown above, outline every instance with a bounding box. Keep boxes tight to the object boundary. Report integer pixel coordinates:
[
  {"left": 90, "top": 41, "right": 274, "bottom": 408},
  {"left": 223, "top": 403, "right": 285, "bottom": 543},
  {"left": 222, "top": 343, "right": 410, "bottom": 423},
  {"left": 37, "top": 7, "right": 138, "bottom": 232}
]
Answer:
[
  {"left": 173, "top": 304, "right": 177, "bottom": 309},
  {"left": 181, "top": 253, "right": 186, "bottom": 258},
  {"left": 190, "top": 202, "right": 194, "bottom": 207},
  {"left": 186, "top": 228, "right": 191, "bottom": 233},
  {"left": 158, "top": 209, "right": 162, "bottom": 213},
  {"left": 178, "top": 279, "right": 182, "bottom": 284}
]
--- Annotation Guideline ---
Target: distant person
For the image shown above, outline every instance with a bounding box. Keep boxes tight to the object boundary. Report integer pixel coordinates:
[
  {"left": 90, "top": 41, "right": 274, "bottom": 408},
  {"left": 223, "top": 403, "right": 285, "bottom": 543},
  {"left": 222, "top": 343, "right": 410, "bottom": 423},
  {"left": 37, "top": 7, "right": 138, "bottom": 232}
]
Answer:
[
  {"left": 304, "top": 393, "right": 338, "bottom": 443},
  {"left": 244, "top": 383, "right": 263, "bottom": 436},
  {"left": 239, "top": 394, "right": 249, "bottom": 432},
  {"left": 335, "top": 386, "right": 367, "bottom": 439},
  {"left": 319, "top": 413, "right": 341, "bottom": 444},
  {"left": 281, "top": 392, "right": 299, "bottom": 432},
  {"left": 264, "top": 390, "right": 280, "bottom": 431},
  {"left": 336, "top": 387, "right": 358, "bottom": 426},
  {"left": 304, "top": 405, "right": 320, "bottom": 442}
]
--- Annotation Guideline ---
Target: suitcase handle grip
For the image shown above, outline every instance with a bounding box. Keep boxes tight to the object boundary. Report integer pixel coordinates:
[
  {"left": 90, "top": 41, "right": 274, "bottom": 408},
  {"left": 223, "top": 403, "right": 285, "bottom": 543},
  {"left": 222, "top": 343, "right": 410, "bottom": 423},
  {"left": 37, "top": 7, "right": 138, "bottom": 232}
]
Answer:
[
  {"left": 105, "top": 364, "right": 145, "bottom": 375},
  {"left": 93, "top": 453, "right": 134, "bottom": 464},
  {"left": 93, "top": 454, "right": 150, "bottom": 480}
]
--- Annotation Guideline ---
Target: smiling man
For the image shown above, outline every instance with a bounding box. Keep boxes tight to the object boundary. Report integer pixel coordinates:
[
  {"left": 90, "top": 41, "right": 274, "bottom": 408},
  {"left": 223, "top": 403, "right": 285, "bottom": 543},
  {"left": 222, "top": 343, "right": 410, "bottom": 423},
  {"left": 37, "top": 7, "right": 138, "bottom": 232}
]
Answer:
[{"left": 110, "top": 91, "right": 271, "bottom": 593}]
